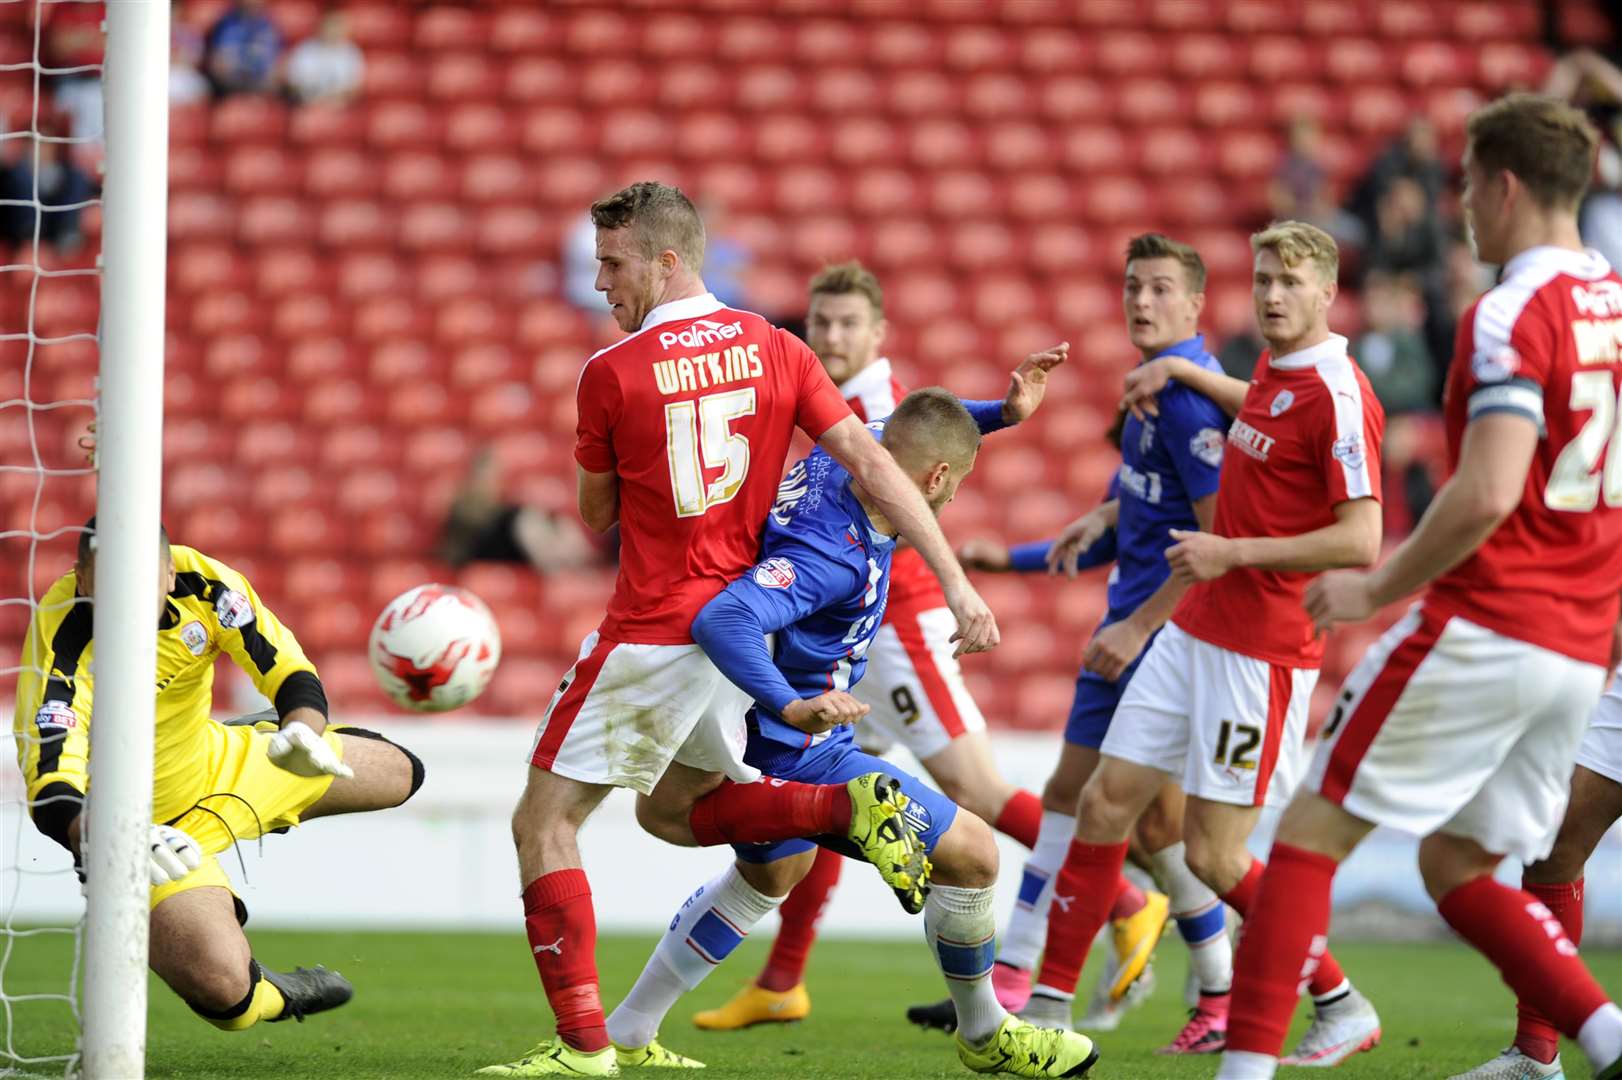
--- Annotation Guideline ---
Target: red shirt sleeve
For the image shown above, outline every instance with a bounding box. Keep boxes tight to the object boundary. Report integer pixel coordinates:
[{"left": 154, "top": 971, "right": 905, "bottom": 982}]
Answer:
[
  {"left": 779, "top": 329, "right": 854, "bottom": 440},
  {"left": 1319, "top": 374, "right": 1385, "bottom": 505},
  {"left": 574, "top": 355, "right": 621, "bottom": 474}
]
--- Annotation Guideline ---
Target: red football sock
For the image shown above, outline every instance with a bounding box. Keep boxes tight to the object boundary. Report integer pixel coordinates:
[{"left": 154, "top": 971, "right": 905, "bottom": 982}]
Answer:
[
  {"left": 688, "top": 779, "right": 851, "bottom": 846},
  {"left": 1109, "top": 873, "right": 1147, "bottom": 922},
  {"left": 1226, "top": 844, "right": 1337, "bottom": 1057},
  {"left": 1224, "top": 855, "right": 1347, "bottom": 998},
  {"left": 1515, "top": 877, "right": 1585, "bottom": 1064},
  {"left": 522, "top": 869, "right": 609, "bottom": 1053},
  {"left": 759, "top": 846, "right": 844, "bottom": 992},
  {"left": 1033, "top": 839, "right": 1128, "bottom": 996},
  {"left": 993, "top": 789, "right": 1043, "bottom": 849},
  {"left": 1439, "top": 876, "right": 1610, "bottom": 1039}
]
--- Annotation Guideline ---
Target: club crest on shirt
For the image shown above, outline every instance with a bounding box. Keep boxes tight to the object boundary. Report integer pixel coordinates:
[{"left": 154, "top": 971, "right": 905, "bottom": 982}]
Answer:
[
  {"left": 1332, "top": 432, "right": 1366, "bottom": 470},
  {"left": 179, "top": 619, "right": 209, "bottom": 656},
  {"left": 1471, "top": 345, "right": 1521, "bottom": 384},
  {"left": 1269, "top": 389, "right": 1295, "bottom": 417},
  {"left": 214, "top": 588, "right": 255, "bottom": 630},
  {"left": 753, "top": 557, "right": 796, "bottom": 590},
  {"left": 1189, "top": 428, "right": 1225, "bottom": 468},
  {"left": 35, "top": 700, "right": 77, "bottom": 729},
  {"left": 901, "top": 797, "right": 932, "bottom": 837}
]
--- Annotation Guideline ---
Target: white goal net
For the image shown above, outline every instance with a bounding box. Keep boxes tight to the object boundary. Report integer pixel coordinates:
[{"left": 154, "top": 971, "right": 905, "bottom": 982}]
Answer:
[{"left": 2, "top": 0, "right": 115, "bottom": 1076}]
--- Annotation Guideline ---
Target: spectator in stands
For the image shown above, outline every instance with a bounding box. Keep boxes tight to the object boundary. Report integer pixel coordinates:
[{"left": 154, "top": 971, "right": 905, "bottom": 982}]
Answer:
[
  {"left": 42, "top": 1, "right": 103, "bottom": 139},
  {"left": 170, "top": 0, "right": 210, "bottom": 105},
  {"left": 1545, "top": 49, "right": 1622, "bottom": 267},
  {"left": 1352, "top": 270, "right": 1435, "bottom": 415},
  {"left": 1268, "top": 115, "right": 1365, "bottom": 255},
  {"left": 0, "top": 127, "right": 95, "bottom": 255},
  {"left": 438, "top": 448, "right": 611, "bottom": 574},
  {"left": 284, "top": 11, "right": 364, "bottom": 106},
  {"left": 1366, "top": 175, "right": 1446, "bottom": 280},
  {"left": 1349, "top": 116, "right": 1447, "bottom": 238},
  {"left": 204, "top": 0, "right": 282, "bottom": 98}
]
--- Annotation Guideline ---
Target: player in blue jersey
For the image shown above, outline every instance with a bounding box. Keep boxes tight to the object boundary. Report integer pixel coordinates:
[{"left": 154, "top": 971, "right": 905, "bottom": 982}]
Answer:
[
  {"left": 604, "top": 380, "right": 1099, "bottom": 1077},
  {"left": 909, "top": 234, "right": 1255, "bottom": 1049}
]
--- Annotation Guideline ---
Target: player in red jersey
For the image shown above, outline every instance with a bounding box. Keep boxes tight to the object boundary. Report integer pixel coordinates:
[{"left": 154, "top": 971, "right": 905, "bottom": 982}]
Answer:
[
  {"left": 1218, "top": 94, "right": 1622, "bottom": 1080},
  {"left": 481, "top": 183, "right": 998, "bottom": 1078},
  {"left": 689, "top": 261, "right": 1056, "bottom": 1031},
  {"left": 1020, "top": 222, "right": 1385, "bottom": 1064}
]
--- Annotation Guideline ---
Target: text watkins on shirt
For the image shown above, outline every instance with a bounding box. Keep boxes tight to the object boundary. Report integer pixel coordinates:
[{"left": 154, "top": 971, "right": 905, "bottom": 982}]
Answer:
[{"left": 651, "top": 342, "right": 764, "bottom": 395}]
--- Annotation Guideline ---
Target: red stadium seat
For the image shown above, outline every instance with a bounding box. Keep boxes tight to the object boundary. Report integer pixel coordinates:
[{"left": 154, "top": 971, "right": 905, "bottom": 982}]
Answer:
[
  {"left": 362, "top": 49, "right": 419, "bottom": 100},
  {"left": 367, "top": 101, "right": 445, "bottom": 150},
  {"left": 983, "top": 123, "right": 1051, "bottom": 171},
  {"left": 716, "top": 16, "right": 786, "bottom": 63},
  {"left": 1061, "top": 125, "right": 1131, "bottom": 173},
  {"left": 443, "top": 103, "right": 508, "bottom": 150},
  {"left": 210, "top": 97, "right": 287, "bottom": 144},
  {"left": 287, "top": 104, "right": 366, "bottom": 147},
  {"left": 1172, "top": 34, "right": 1242, "bottom": 79},
  {"left": 344, "top": 5, "right": 413, "bottom": 49},
  {"left": 1003, "top": 174, "right": 1072, "bottom": 221},
  {"left": 890, "top": 69, "right": 961, "bottom": 117},
  {"left": 1302, "top": 0, "right": 1371, "bottom": 36},
  {"left": 304, "top": 148, "right": 379, "bottom": 200},
  {"left": 522, "top": 105, "right": 591, "bottom": 155},
  {"left": 871, "top": 22, "right": 942, "bottom": 68},
  {"left": 319, "top": 201, "right": 396, "bottom": 249},
  {"left": 415, "top": 5, "right": 486, "bottom": 51},
  {"left": 490, "top": 8, "right": 557, "bottom": 53},
  {"left": 507, "top": 57, "right": 570, "bottom": 103}
]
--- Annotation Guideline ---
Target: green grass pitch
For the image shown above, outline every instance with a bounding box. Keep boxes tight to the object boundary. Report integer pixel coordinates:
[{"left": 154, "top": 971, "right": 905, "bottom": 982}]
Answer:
[{"left": 5, "top": 929, "right": 1620, "bottom": 1078}]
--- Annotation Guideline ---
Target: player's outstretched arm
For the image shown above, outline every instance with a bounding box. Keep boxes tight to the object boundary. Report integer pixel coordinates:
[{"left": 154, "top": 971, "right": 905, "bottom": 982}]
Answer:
[
  {"left": 1046, "top": 498, "right": 1120, "bottom": 577},
  {"left": 1122, "top": 356, "right": 1248, "bottom": 421},
  {"left": 1086, "top": 493, "right": 1215, "bottom": 681},
  {"left": 1306, "top": 413, "right": 1538, "bottom": 631},
  {"left": 999, "top": 342, "right": 1068, "bottom": 424},
  {"left": 691, "top": 584, "right": 869, "bottom": 735},
  {"left": 1168, "top": 497, "right": 1381, "bottom": 584},
  {"left": 817, "top": 415, "right": 998, "bottom": 655}
]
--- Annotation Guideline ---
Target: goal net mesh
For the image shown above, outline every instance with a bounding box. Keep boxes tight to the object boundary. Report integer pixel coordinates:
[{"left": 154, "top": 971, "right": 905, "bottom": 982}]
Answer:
[{"left": 2, "top": 0, "right": 105, "bottom": 1075}]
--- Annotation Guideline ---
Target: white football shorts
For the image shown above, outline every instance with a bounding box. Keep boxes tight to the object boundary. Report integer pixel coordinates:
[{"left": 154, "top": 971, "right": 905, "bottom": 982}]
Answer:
[
  {"left": 1102, "top": 622, "right": 1316, "bottom": 808},
  {"left": 1305, "top": 604, "right": 1608, "bottom": 864}
]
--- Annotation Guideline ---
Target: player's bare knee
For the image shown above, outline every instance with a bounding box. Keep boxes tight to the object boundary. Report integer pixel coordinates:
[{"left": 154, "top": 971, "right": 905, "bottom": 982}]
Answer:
[
  {"left": 1076, "top": 775, "right": 1136, "bottom": 842},
  {"left": 633, "top": 793, "right": 693, "bottom": 846},
  {"left": 1182, "top": 835, "right": 1248, "bottom": 895},
  {"left": 1417, "top": 832, "right": 1502, "bottom": 903},
  {"left": 932, "top": 811, "right": 998, "bottom": 888},
  {"left": 737, "top": 851, "right": 813, "bottom": 897}
]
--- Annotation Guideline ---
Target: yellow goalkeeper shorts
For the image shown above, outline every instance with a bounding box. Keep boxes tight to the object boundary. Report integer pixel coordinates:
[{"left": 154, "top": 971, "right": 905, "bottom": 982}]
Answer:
[{"left": 149, "top": 720, "right": 347, "bottom": 915}]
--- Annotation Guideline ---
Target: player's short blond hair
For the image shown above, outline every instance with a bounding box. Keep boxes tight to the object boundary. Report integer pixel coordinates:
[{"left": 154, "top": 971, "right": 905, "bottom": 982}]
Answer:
[
  {"left": 1125, "top": 233, "right": 1206, "bottom": 293},
  {"left": 590, "top": 181, "right": 706, "bottom": 271},
  {"left": 1467, "top": 92, "right": 1599, "bottom": 210},
  {"left": 884, "top": 388, "right": 980, "bottom": 471},
  {"left": 1251, "top": 221, "right": 1339, "bottom": 284},
  {"left": 809, "top": 261, "right": 884, "bottom": 318}
]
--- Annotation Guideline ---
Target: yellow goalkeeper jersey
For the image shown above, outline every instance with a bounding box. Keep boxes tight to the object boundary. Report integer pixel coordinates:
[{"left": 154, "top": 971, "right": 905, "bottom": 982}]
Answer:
[{"left": 14, "top": 544, "right": 321, "bottom": 825}]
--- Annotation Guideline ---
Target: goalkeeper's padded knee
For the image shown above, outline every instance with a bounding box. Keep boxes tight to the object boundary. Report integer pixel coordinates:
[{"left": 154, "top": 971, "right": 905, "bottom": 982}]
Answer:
[
  {"left": 327, "top": 725, "right": 425, "bottom": 804},
  {"left": 191, "top": 959, "right": 285, "bottom": 1031}
]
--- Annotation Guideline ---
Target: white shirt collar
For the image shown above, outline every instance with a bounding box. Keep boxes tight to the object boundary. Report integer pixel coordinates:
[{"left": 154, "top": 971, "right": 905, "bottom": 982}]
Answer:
[
  {"left": 639, "top": 292, "right": 724, "bottom": 331},
  {"left": 838, "top": 356, "right": 894, "bottom": 397},
  {"left": 1269, "top": 333, "right": 1349, "bottom": 371},
  {"left": 1502, "top": 245, "right": 1612, "bottom": 283}
]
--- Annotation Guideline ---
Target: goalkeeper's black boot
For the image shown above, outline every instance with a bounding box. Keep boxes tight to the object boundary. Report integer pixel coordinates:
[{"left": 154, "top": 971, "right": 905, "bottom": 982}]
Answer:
[
  {"left": 907, "top": 996, "right": 959, "bottom": 1033},
  {"left": 262, "top": 963, "right": 354, "bottom": 1022}
]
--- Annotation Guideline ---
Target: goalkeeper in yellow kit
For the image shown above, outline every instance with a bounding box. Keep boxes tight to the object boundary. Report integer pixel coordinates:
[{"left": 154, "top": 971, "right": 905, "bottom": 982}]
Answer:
[{"left": 13, "top": 520, "right": 425, "bottom": 1031}]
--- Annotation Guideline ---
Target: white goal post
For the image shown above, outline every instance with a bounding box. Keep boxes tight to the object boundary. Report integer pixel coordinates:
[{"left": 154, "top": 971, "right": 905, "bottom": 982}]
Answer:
[{"left": 81, "top": 2, "right": 169, "bottom": 1078}]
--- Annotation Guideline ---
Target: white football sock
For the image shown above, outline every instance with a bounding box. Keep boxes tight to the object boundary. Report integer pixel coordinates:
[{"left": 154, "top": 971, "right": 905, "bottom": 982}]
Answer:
[
  {"left": 1578, "top": 1002, "right": 1622, "bottom": 1070},
  {"left": 1151, "top": 841, "right": 1233, "bottom": 994},
  {"left": 996, "top": 810, "right": 1074, "bottom": 971},
  {"left": 926, "top": 884, "right": 1007, "bottom": 1046},
  {"left": 606, "top": 863, "right": 783, "bottom": 1048}
]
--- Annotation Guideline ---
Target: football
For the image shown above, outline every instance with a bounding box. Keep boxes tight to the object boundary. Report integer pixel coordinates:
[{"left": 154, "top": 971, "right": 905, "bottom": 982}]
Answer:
[{"left": 368, "top": 584, "right": 502, "bottom": 713}]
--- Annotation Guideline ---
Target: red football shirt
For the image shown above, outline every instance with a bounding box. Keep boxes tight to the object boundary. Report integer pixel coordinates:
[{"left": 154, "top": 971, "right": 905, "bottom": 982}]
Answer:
[
  {"left": 840, "top": 358, "right": 945, "bottom": 613},
  {"left": 1173, "top": 335, "right": 1385, "bottom": 668},
  {"left": 576, "top": 293, "right": 852, "bottom": 644},
  {"left": 1425, "top": 246, "right": 1622, "bottom": 667}
]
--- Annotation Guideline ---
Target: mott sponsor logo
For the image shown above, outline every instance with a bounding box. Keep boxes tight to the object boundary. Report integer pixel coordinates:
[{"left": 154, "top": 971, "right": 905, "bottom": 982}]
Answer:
[
  {"left": 658, "top": 319, "right": 746, "bottom": 350},
  {"left": 1229, "top": 419, "right": 1276, "bottom": 461},
  {"left": 1573, "top": 317, "right": 1622, "bottom": 365},
  {"left": 652, "top": 343, "right": 763, "bottom": 396}
]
